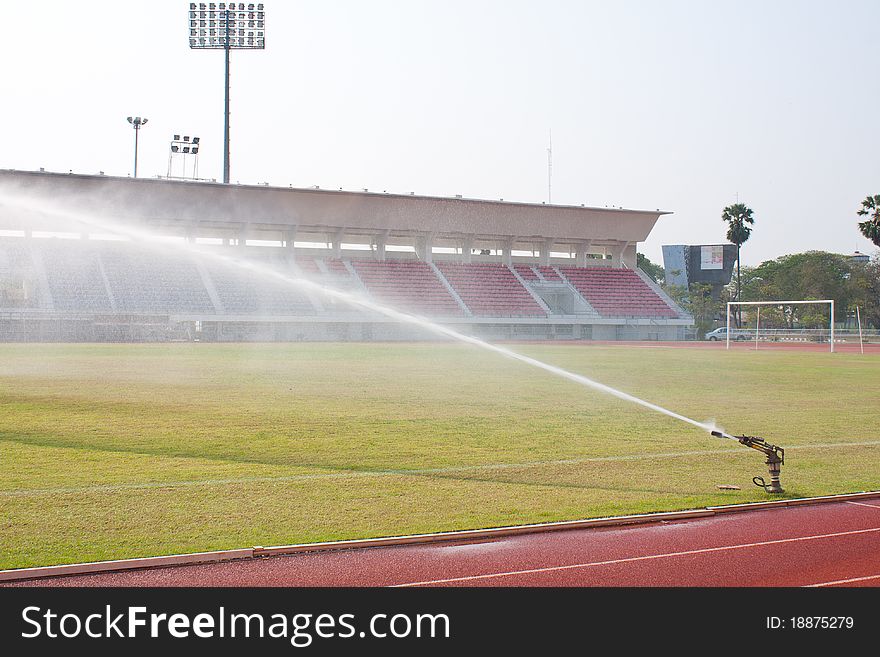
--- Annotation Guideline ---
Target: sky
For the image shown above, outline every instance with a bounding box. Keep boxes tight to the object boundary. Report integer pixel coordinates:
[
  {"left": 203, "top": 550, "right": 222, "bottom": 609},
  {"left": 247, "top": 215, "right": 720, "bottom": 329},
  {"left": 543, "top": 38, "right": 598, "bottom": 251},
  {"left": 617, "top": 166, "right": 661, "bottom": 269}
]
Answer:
[{"left": 2, "top": 0, "right": 879, "bottom": 266}]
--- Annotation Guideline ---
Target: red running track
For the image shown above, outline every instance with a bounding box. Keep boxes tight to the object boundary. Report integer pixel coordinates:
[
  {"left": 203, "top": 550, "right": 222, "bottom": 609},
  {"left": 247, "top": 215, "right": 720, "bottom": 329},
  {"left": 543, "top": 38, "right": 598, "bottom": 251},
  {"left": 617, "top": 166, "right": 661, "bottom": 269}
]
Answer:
[{"left": 6, "top": 499, "right": 880, "bottom": 587}]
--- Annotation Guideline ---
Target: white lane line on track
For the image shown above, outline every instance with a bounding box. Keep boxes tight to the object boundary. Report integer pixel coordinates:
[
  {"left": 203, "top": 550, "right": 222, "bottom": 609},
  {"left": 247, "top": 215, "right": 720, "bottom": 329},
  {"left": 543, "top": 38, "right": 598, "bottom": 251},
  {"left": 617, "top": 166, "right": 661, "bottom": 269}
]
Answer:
[
  {"left": 846, "top": 501, "right": 880, "bottom": 510},
  {"left": 805, "top": 574, "right": 880, "bottom": 588},
  {"left": 392, "top": 526, "right": 880, "bottom": 587},
  {"left": 4, "top": 440, "right": 880, "bottom": 497}
]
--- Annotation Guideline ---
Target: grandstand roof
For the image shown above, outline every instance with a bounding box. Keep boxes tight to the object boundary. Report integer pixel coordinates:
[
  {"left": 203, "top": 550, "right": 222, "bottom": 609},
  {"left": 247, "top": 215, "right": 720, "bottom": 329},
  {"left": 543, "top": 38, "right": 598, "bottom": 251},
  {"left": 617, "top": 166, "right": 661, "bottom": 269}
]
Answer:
[{"left": 0, "top": 169, "right": 669, "bottom": 247}]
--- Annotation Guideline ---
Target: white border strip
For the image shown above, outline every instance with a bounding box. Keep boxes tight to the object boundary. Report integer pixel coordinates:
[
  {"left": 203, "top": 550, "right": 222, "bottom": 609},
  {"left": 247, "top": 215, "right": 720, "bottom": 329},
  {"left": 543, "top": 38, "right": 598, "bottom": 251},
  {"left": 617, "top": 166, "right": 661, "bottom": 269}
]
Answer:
[{"left": 1, "top": 490, "right": 878, "bottom": 583}]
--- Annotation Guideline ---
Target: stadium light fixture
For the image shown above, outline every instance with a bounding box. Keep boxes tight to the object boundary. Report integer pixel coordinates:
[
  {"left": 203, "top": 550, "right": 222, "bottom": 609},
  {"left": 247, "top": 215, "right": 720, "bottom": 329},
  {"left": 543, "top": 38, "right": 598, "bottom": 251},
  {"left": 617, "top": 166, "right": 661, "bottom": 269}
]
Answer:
[
  {"left": 188, "top": 2, "right": 266, "bottom": 184},
  {"left": 168, "top": 134, "right": 201, "bottom": 180},
  {"left": 126, "top": 116, "right": 148, "bottom": 178}
]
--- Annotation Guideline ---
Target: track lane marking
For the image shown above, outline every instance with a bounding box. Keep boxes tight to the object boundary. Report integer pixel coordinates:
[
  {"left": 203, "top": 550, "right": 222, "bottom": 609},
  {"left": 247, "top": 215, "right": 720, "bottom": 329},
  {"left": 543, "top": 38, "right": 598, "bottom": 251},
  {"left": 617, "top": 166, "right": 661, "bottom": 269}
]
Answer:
[
  {"left": 806, "top": 574, "right": 880, "bottom": 587},
  {"left": 847, "top": 501, "right": 880, "bottom": 510},
  {"left": 392, "top": 526, "right": 880, "bottom": 587}
]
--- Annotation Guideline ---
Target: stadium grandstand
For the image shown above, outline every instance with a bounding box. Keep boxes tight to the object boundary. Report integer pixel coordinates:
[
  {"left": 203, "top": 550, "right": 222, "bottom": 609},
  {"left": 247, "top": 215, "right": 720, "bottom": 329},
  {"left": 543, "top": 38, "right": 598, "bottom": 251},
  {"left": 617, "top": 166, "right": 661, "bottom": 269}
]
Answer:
[{"left": 0, "top": 169, "right": 691, "bottom": 342}]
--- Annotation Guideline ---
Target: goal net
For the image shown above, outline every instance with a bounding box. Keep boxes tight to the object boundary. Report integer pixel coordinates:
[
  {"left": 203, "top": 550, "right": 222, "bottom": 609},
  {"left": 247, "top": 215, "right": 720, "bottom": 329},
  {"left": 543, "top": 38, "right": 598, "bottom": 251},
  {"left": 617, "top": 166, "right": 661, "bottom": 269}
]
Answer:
[{"left": 725, "top": 300, "right": 836, "bottom": 352}]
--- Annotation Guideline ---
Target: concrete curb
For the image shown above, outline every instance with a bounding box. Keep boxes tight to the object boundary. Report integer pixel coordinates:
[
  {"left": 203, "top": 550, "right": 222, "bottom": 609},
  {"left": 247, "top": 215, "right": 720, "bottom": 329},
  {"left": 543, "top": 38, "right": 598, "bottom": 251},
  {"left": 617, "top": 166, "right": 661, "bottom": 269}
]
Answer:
[
  {"left": 706, "top": 490, "right": 880, "bottom": 513},
  {"left": 252, "top": 509, "right": 716, "bottom": 558},
  {"left": 2, "top": 490, "right": 878, "bottom": 583},
  {"left": 0, "top": 548, "right": 254, "bottom": 583}
]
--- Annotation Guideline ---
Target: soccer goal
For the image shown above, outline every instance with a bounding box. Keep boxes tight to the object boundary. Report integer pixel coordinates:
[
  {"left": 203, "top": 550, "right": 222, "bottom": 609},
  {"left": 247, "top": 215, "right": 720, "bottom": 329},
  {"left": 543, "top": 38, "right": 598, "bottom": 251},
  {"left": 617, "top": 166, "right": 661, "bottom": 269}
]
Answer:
[{"left": 726, "top": 300, "right": 835, "bottom": 352}]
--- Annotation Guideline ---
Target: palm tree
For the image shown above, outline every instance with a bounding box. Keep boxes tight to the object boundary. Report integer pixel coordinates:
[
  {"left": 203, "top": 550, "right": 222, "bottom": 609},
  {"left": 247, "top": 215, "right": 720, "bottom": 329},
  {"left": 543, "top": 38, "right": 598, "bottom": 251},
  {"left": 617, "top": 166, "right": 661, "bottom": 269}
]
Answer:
[
  {"left": 721, "top": 203, "right": 755, "bottom": 325},
  {"left": 857, "top": 195, "right": 880, "bottom": 247}
]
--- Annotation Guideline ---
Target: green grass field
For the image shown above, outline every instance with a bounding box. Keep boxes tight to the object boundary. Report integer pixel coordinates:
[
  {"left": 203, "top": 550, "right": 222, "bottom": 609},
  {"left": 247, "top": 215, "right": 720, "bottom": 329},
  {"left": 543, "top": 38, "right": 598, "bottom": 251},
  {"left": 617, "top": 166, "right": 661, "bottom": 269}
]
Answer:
[{"left": 1, "top": 341, "right": 879, "bottom": 570}]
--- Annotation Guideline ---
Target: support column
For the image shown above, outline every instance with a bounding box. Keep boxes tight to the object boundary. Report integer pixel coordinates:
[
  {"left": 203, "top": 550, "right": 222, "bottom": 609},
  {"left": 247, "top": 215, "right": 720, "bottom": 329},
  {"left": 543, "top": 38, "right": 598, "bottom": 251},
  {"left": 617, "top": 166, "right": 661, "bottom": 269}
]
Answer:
[
  {"left": 575, "top": 240, "right": 592, "bottom": 267},
  {"left": 539, "top": 238, "right": 554, "bottom": 266},
  {"left": 331, "top": 228, "right": 344, "bottom": 259},
  {"left": 237, "top": 224, "right": 248, "bottom": 252},
  {"left": 416, "top": 232, "right": 435, "bottom": 263},
  {"left": 621, "top": 241, "right": 637, "bottom": 269},
  {"left": 608, "top": 241, "right": 626, "bottom": 267},
  {"left": 461, "top": 235, "right": 474, "bottom": 263},
  {"left": 285, "top": 227, "right": 297, "bottom": 261},
  {"left": 374, "top": 229, "right": 390, "bottom": 261},
  {"left": 501, "top": 236, "right": 515, "bottom": 266}
]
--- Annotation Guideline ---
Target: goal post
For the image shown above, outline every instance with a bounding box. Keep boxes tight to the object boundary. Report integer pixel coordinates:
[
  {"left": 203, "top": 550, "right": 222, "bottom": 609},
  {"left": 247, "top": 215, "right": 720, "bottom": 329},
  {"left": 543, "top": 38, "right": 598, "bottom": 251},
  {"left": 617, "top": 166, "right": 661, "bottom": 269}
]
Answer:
[{"left": 726, "top": 300, "right": 835, "bottom": 352}]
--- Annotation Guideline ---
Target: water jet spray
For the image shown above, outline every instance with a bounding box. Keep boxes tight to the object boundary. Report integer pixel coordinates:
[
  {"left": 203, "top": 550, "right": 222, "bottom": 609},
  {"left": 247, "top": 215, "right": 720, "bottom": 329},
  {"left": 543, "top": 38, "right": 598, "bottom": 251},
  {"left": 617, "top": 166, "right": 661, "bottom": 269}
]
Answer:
[
  {"left": 2, "top": 190, "right": 788, "bottom": 495},
  {"left": 711, "top": 431, "right": 785, "bottom": 494}
]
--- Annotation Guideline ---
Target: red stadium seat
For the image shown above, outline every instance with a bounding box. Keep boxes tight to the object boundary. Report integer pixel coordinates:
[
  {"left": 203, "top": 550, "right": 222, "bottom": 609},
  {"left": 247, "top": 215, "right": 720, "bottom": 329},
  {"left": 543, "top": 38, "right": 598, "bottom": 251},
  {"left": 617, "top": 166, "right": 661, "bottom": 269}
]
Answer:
[{"left": 559, "top": 267, "right": 678, "bottom": 318}]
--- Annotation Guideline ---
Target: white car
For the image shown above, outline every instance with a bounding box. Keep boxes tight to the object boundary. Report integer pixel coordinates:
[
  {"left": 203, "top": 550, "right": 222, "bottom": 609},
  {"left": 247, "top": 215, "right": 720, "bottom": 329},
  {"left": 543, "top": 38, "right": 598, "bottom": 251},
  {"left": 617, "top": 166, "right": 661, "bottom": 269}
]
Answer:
[{"left": 705, "top": 327, "right": 749, "bottom": 341}]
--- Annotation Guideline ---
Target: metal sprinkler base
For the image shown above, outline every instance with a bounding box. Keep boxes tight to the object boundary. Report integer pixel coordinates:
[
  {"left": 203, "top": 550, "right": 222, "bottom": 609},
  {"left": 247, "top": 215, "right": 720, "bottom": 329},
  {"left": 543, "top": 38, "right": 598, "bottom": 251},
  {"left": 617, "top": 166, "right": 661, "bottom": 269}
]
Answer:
[
  {"left": 711, "top": 431, "right": 785, "bottom": 495},
  {"left": 753, "top": 456, "right": 784, "bottom": 494}
]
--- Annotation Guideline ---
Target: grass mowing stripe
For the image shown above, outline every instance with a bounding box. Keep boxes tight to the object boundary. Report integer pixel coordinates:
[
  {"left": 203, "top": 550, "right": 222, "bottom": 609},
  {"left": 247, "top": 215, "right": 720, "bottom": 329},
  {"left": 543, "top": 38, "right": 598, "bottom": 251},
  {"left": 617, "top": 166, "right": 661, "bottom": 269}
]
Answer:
[{"left": 5, "top": 440, "right": 878, "bottom": 498}]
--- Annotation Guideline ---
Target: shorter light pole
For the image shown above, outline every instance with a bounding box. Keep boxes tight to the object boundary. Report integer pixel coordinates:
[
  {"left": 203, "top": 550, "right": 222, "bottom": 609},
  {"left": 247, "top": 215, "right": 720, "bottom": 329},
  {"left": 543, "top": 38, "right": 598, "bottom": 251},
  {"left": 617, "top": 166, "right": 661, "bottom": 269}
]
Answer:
[{"left": 127, "top": 116, "right": 149, "bottom": 177}]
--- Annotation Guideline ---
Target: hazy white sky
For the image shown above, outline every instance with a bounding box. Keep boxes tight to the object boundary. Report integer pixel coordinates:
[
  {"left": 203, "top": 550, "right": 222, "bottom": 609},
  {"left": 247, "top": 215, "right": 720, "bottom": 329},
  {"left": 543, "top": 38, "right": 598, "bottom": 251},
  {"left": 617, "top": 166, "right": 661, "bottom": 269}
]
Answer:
[{"left": 2, "top": 0, "right": 878, "bottom": 265}]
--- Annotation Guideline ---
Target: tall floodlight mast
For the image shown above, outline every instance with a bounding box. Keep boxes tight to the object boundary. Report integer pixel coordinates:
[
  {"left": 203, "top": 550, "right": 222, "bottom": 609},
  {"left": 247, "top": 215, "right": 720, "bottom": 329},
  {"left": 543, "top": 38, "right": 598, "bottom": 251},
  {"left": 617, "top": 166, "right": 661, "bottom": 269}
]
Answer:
[
  {"left": 188, "top": 2, "right": 265, "bottom": 184},
  {"left": 126, "top": 116, "right": 148, "bottom": 178}
]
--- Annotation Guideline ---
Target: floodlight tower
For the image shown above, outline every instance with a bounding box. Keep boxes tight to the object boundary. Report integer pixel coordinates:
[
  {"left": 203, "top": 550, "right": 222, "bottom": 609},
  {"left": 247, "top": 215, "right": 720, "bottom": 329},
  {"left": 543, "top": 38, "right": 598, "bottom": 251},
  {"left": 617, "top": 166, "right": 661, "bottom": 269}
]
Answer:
[
  {"left": 168, "top": 135, "right": 201, "bottom": 179},
  {"left": 126, "top": 116, "right": 149, "bottom": 178},
  {"left": 188, "top": 2, "right": 265, "bottom": 184}
]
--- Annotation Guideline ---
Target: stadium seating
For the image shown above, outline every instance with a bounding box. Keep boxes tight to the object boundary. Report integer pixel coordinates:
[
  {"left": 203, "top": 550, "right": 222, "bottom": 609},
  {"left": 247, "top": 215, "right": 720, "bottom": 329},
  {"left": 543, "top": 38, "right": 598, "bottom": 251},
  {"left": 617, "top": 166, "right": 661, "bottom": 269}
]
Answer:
[
  {"left": 352, "top": 259, "right": 464, "bottom": 316},
  {"left": 295, "top": 256, "right": 359, "bottom": 290},
  {"left": 536, "top": 266, "right": 563, "bottom": 282},
  {"left": 98, "top": 242, "right": 216, "bottom": 314},
  {"left": 293, "top": 255, "right": 323, "bottom": 276},
  {"left": 559, "top": 267, "right": 678, "bottom": 318},
  {"left": 323, "top": 258, "right": 352, "bottom": 278},
  {"left": 436, "top": 262, "right": 546, "bottom": 317},
  {"left": 0, "top": 237, "right": 685, "bottom": 324},
  {"left": 205, "top": 256, "right": 315, "bottom": 316},
  {"left": 512, "top": 264, "right": 540, "bottom": 281},
  {"left": 40, "top": 241, "right": 113, "bottom": 313},
  {"left": 288, "top": 255, "right": 366, "bottom": 315},
  {"left": 0, "top": 239, "right": 41, "bottom": 308}
]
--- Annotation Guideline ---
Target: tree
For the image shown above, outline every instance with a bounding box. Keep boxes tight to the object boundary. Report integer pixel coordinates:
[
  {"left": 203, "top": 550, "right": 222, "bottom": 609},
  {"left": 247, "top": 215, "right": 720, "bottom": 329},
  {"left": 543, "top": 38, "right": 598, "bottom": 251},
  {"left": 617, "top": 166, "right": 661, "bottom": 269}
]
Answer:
[
  {"left": 849, "top": 257, "right": 880, "bottom": 328},
  {"left": 857, "top": 195, "right": 880, "bottom": 247},
  {"left": 637, "top": 252, "right": 665, "bottom": 285},
  {"left": 721, "top": 204, "right": 755, "bottom": 324},
  {"left": 664, "top": 282, "right": 723, "bottom": 338},
  {"left": 738, "top": 251, "right": 865, "bottom": 326}
]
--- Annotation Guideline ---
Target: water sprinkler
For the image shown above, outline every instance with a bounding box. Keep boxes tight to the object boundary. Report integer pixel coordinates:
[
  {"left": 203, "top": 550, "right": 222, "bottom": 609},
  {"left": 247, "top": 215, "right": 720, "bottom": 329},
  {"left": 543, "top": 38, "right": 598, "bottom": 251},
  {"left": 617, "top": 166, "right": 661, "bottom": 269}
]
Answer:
[{"left": 711, "top": 431, "right": 785, "bottom": 494}]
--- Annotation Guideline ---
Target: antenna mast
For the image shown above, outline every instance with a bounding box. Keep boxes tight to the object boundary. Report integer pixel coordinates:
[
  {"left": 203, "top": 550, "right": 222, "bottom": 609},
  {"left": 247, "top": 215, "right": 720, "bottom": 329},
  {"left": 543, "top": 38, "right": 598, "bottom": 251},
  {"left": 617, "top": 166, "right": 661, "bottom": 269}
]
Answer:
[{"left": 547, "top": 130, "right": 553, "bottom": 204}]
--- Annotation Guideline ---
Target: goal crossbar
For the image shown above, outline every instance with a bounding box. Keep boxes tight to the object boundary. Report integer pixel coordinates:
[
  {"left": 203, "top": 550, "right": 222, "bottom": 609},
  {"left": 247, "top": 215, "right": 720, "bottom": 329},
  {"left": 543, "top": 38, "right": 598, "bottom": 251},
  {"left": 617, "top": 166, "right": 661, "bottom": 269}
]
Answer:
[{"left": 726, "top": 300, "right": 835, "bottom": 352}]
